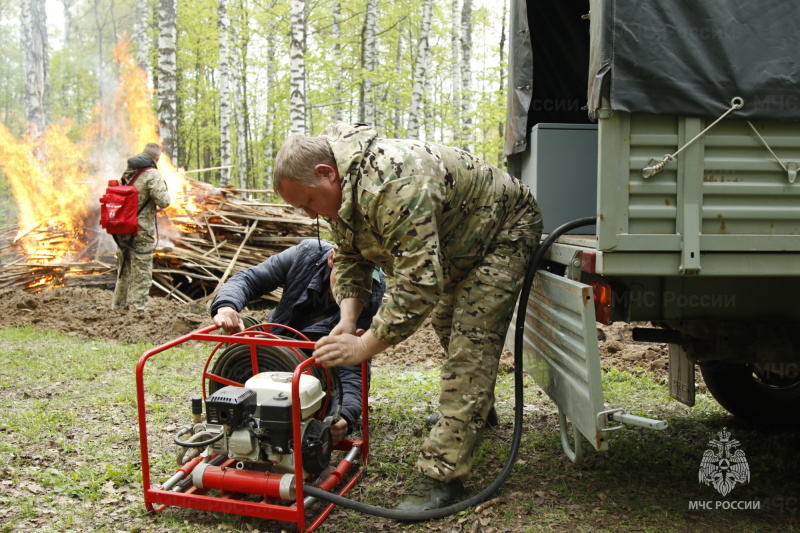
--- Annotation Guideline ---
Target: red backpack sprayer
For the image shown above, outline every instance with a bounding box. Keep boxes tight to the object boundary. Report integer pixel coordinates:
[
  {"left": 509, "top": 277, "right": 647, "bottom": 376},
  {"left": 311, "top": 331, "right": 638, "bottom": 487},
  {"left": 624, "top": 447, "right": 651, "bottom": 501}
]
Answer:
[{"left": 135, "top": 217, "right": 596, "bottom": 530}]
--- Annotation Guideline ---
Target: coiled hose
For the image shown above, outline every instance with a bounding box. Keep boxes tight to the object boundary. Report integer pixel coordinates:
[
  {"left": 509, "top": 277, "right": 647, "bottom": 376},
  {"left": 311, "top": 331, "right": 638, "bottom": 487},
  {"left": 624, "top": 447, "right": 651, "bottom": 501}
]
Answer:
[
  {"left": 208, "top": 337, "right": 342, "bottom": 420},
  {"left": 303, "top": 216, "right": 598, "bottom": 521}
]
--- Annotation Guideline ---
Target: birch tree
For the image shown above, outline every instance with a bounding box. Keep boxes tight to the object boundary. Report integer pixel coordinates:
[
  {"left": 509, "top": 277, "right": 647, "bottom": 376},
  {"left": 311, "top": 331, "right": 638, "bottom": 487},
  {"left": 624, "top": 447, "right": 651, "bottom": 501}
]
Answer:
[
  {"left": 406, "top": 0, "right": 433, "bottom": 139},
  {"left": 235, "top": 78, "right": 248, "bottom": 190},
  {"left": 331, "top": 1, "right": 343, "bottom": 122},
  {"left": 460, "top": 0, "right": 473, "bottom": 152},
  {"left": 218, "top": 0, "right": 231, "bottom": 186},
  {"left": 232, "top": 0, "right": 249, "bottom": 190},
  {"left": 450, "top": 0, "right": 461, "bottom": 143},
  {"left": 20, "top": 0, "right": 48, "bottom": 138},
  {"left": 158, "top": 0, "right": 178, "bottom": 164},
  {"left": 133, "top": 0, "right": 152, "bottom": 89},
  {"left": 62, "top": 0, "right": 76, "bottom": 46},
  {"left": 359, "top": 0, "right": 378, "bottom": 126},
  {"left": 91, "top": 1, "right": 107, "bottom": 101},
  {"left": 261, "top": 0, "right": 277, "bottom": 188},
  {"left": 392, "top": 30, "right": 404, "bottom": 135},
  {"left": 289, "top": 0, "right": 307, "bottom": 136}
]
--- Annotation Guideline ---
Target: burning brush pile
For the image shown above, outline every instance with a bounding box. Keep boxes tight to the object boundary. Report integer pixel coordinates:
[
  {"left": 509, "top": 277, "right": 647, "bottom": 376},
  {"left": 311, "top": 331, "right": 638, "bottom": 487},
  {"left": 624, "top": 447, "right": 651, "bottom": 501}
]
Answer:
[
  {"left": 0, "top": 178, "right": 322, "bottom": 304},
  {"left": 0, "top": 43, "right": 321, "bottom": 305}
]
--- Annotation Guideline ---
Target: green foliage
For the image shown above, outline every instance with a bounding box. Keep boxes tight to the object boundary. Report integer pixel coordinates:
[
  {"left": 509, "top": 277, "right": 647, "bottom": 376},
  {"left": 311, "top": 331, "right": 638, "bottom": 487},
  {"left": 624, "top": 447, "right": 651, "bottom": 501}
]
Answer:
[
  {"left": 176, "top": 0, "right": 221, "bottom": 178},
  {"left": 0, "top": 0, "right": 512, "bottom": 198},
  {"left": 0, "top": 0, "right": 24, "bottom": 135},
  {"left": 49, "top": 51, "right": 100, "bottom": 135}
]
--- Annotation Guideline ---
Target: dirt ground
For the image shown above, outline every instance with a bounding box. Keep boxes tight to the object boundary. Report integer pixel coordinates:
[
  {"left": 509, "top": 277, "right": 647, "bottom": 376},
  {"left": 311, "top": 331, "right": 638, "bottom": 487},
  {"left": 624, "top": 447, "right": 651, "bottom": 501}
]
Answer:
[{"left": 0, "top": 286, "right": 669, "bottom": 377}]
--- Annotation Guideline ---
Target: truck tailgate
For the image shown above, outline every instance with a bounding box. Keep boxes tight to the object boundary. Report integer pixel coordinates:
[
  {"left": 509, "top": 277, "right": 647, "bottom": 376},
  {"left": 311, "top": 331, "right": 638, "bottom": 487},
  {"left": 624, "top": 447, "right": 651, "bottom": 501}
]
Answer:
[{"left": 506, "top": 269, "right": 608, "bottom": 452}]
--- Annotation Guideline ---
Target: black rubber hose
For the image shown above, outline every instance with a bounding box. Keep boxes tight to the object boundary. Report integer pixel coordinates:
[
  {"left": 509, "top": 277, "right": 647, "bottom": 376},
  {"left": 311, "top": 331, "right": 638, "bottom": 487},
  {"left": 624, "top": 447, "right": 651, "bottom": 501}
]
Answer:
[
  {"left": 303, "top": 216, "right": 598, "bottom": 521},
  {"left": 208, "top": 340, "right": 342, "bottom": 421},
  {"left": 208, "top": 343, "right": 312, "bottom": 395}
]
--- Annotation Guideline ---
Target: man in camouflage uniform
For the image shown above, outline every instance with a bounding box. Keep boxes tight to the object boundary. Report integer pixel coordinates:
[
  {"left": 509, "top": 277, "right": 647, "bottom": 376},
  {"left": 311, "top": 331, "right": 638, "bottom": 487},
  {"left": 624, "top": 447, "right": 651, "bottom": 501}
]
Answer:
[
  {"left": 273, "top": 122, "right": 542, "bottom": 512},
  {"left": 112, "top": 143, "right": 171, "bottom": 314}
]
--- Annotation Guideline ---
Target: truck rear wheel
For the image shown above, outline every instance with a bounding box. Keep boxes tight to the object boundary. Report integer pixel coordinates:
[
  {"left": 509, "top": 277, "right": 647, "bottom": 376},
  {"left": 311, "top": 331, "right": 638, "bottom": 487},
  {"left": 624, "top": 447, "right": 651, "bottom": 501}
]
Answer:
[{"left": 700, "top": 361, "right": 800, "bottom": 423}]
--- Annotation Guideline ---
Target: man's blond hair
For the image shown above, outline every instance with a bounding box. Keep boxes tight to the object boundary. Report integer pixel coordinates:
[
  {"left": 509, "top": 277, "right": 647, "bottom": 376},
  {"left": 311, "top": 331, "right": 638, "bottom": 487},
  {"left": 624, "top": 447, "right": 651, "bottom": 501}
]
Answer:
[
  {"left": 143, "top": 142, "right": 161, "bottom": 161},
  {"left": 273, "top": 135, "right": 336, "bottom": 193}
]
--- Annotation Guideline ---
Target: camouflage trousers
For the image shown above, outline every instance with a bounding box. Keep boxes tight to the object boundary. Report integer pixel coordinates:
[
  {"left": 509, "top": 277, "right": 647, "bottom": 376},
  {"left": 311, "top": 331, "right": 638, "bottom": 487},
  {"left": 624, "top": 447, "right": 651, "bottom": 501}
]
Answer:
[
  {"left": 112, "top": 234, "right": 155, "bottom": 313},
  {"left": 417, "top": 200, "right": 543, "bottom": 482}
]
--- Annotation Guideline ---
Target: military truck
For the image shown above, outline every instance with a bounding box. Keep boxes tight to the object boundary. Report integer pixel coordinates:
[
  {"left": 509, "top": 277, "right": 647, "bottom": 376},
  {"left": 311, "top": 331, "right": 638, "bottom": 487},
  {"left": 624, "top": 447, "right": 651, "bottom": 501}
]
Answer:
[{"left": 504, "top": 0, "right": 800, "bottom": 462}]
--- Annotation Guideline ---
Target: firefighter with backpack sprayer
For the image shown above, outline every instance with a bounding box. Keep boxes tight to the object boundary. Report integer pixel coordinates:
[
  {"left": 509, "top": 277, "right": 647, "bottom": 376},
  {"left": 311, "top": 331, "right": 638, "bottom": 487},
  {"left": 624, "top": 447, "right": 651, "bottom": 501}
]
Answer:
[{"left": 111, "top": 143, "right": 171, "bottom": 315}]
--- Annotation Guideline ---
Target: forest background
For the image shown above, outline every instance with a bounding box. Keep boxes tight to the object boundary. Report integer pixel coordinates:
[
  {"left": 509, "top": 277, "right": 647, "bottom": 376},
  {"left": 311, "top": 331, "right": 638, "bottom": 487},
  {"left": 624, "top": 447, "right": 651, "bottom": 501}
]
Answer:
[{"left": 0, "top": 0, "right": 510, "bottom": 228}]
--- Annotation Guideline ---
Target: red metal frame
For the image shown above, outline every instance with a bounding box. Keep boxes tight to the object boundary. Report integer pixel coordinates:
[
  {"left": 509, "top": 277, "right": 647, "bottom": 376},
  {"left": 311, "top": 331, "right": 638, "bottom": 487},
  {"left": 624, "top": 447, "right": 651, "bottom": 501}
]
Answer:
[{"left": 135, "top": 324, "right": 370, "bottom": 532}]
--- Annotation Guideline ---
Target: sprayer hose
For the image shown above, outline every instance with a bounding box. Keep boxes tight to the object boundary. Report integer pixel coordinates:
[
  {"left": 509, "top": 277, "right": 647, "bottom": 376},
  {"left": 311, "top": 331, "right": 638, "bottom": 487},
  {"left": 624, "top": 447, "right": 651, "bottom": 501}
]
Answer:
[{"left": 303, "top": 216, "right": 598, "bottom": 521}]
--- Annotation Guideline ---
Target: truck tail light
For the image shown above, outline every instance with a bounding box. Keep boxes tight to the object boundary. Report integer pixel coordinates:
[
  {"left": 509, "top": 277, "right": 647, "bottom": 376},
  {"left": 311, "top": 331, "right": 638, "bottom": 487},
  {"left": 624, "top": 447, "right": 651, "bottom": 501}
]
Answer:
[
  {"left": 581, "top": 251, "right": 596, "bottom": 274},
  {"left": 588, "top": 281, "right": 612, "bottom": 324}
]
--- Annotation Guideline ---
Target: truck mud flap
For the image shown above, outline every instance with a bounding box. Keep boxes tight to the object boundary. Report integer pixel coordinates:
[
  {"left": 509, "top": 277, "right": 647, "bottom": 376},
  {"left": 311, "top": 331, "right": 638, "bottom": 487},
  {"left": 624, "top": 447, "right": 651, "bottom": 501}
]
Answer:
[{"left": 506, "top": 269, "right": 608, "bottom": 459}]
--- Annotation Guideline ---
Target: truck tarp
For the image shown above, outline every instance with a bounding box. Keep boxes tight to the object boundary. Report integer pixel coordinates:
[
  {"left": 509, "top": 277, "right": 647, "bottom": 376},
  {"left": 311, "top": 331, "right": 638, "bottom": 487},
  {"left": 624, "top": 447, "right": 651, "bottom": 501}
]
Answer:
[
  {"left": 503, "top": 0, "right": 533, "bottom": 156},
  {"left": 505, "top": 0, "right": 800, "bottom": 156},
  {"left": 590, "top": 0, "right": 800, "bottom": 121}
]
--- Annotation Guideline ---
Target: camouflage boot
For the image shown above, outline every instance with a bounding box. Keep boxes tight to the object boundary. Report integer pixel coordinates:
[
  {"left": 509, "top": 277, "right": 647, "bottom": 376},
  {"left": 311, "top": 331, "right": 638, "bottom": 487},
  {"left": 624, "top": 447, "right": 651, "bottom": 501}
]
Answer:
[{"left": 396, "top": 474, "right": 465, "bottom": 512}]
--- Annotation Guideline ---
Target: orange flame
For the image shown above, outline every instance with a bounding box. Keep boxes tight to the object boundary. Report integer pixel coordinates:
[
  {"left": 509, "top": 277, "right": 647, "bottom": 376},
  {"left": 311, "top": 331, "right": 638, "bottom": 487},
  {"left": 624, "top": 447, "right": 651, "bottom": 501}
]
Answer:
[
  {"left": 0, "top": 120, "right": 92, "bottom": 263},
  {"left": 0, "top": 40, "right": 212, "bottom": 267}
]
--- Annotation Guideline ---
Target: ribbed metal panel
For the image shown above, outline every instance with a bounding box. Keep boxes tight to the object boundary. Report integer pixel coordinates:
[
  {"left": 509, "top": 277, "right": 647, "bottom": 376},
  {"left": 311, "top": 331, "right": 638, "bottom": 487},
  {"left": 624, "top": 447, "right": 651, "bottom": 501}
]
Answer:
[
  {"left": 621, "top": 113, "right": 800, "bottom": 247},
  {"left": 507, "top": 270, "right": 607, "bottom": 451}
]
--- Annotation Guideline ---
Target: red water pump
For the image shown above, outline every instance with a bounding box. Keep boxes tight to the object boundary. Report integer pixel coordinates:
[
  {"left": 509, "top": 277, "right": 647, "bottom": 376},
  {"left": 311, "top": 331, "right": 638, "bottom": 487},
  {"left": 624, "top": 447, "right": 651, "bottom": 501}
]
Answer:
[{"left": 135, "top": 323, "right": 369, "bottom": 532}]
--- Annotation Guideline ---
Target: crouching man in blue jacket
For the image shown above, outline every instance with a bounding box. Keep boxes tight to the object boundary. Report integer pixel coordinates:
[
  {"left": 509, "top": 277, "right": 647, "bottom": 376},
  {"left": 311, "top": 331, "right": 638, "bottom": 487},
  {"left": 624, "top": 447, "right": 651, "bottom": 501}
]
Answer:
[{"left": 211, "top": 238, "right": 386, "bottom": 444}]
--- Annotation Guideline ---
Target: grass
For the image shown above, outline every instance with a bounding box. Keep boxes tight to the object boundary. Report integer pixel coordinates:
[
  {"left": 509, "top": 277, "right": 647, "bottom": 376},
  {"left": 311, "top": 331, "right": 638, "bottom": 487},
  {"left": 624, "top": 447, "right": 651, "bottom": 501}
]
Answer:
[{"left": 0, "top": 326, "right": 799, "bottom": 532}]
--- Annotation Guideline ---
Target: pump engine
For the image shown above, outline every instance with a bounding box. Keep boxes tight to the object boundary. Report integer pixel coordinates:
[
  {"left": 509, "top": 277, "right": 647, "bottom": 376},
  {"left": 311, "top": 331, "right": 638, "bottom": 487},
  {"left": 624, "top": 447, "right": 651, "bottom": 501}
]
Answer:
[{"left": 176, "top": 371, "right": 333, "bottom": 478}]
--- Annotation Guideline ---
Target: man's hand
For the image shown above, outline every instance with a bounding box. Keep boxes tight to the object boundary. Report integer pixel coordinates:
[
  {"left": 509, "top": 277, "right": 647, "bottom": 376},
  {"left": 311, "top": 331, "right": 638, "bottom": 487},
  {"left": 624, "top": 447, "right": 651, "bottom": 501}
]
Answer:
[
  {"left": 314, "top": 329, "right": 389, "bottom": 368},
  {"left": 313, "top": 333, "right": 371, "bottom": 367},
  {"left": 213, "top": 306, "right": 244, "bottom": 335},
  {"left": 330, "top": 418, "right": 348, "bottom": 446}
]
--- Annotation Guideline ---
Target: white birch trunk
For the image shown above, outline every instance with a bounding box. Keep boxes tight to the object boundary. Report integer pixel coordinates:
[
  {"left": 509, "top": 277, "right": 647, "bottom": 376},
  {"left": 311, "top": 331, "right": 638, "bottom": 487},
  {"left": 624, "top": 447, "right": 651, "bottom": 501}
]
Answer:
[
  {"left": 450, "top": 0, "right": 461, "bottom": 143},
  {"left": 424, "top": 67, "right": 433, "bottom": 140},
  {"left": 21, "top": 0, "right": 49, "bottom": 138},
  {"left": 406, "top": 0, "right": 433, "bottom": 139},
  {"left": 236, "top": 82, "right": 248, "bottom": 190},
  {"left": 498, "top": 0, "right": 507, "bottom": 162},
  {"left": 392, "top": 32, "right": 404, "bottom": 135},
  {"left": 371, "top": 24, "right": 381, "bottom": 131},
  {"left": 289, "top": 0, "right": 307, "bottom": 136},
  {"left": 233, "top": 22, "right": 248, "bottom": 191},
  {"left": 218, "top": 0, "right": 232, "bottom": 186},
  {"left": 133, "top": 0, "right": 152, "bottom": 90},
  {"left": 92, "top": 2, "right": 107, "bottom": 98},
  {"left": 332, "top": 1, "right": 343, "bottom": 122},
  {"left": 460, "top": 0, "right": 473, "bottom": 152},
  {"left": 158, "top": 0, "right": 178, "bottom": 164},
  {"left": 262, "top": 1, "right": 277, "bottom": 188},
  {"left": 360, "top": 0, "right": 378, "bottom": 126},
  {"left": 62, "top": 0, "right": 76, "bottom": 45}
]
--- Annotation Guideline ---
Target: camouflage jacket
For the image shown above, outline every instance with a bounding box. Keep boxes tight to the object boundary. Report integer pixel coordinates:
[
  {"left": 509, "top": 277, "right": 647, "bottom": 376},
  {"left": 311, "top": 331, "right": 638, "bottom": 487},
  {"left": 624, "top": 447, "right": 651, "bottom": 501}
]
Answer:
[
  {"left": 320, "top": 122, "right": 538, "bottom": 346},
  {"left": 121, "top": 153, "right": 171, "bottom": 238}
]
